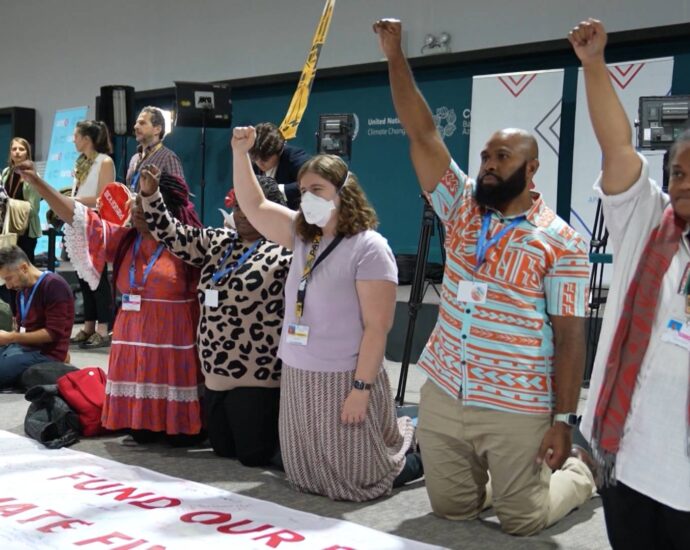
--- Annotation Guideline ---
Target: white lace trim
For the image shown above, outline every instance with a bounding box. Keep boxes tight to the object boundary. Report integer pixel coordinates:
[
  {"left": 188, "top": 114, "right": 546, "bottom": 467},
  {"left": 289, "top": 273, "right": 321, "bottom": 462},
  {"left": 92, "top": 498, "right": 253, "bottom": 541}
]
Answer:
[
  {"left": 63, "top": 202, "right": 101, "bottom": 290},
  {"left": 105, "top": 380, "right": 201, "bottom": 402},
  {"left": 111, "top": 340, "right": 196, "bottom": 350}
]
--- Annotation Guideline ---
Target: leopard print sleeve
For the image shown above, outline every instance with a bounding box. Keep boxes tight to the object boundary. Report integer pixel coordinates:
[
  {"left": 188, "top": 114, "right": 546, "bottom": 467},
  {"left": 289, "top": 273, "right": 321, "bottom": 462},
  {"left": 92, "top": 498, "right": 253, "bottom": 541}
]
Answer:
[{"left": 141, "top": 189, "right": 210, "bottom": 268}]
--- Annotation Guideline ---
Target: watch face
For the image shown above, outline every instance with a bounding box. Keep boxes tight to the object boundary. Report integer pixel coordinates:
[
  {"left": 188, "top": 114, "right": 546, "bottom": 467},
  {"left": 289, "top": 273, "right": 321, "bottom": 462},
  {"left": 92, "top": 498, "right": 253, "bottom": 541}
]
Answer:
[{"left": 353, "top": 380, "right": 364, "bottom": 390}]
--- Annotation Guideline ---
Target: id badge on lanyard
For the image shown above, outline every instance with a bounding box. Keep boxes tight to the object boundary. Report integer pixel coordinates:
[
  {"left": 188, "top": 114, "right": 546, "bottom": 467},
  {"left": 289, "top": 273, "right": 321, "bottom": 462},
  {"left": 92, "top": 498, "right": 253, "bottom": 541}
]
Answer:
[
  {"left": 290, "top": 235, "right": 343, "bottom": 346},
  {"left": 124, "top": 235, "right": 164, "bottom": 313}
]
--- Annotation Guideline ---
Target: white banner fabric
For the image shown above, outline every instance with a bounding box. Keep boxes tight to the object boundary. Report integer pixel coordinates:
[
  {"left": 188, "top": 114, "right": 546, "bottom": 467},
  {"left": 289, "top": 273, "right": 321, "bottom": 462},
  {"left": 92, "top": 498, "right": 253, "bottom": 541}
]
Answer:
[{"left": 0, "top": 431, "right": 442, "bottom": 550}]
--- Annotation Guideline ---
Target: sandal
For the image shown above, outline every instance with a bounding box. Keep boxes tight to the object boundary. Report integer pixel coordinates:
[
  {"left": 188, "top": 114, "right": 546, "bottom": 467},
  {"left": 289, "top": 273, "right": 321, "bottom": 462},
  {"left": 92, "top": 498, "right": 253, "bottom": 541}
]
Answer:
[
  {"left": 79, "top": 332, "right": 111, "bottom": 349},
  {"left": 70, "top": 329, "right": 92, "bottom": 345}
]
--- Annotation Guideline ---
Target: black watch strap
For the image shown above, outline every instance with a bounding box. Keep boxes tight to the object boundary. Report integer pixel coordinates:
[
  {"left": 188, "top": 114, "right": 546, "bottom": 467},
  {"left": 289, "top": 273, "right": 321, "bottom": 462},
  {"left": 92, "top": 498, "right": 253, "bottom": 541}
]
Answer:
[{"left": 352, "top": 379, "right": 373, "bottom": 391}]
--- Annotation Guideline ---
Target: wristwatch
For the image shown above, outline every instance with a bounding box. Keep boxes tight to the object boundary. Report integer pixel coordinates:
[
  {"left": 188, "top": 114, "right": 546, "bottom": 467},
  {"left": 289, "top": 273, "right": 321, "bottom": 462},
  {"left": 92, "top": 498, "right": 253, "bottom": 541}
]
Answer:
[
  {"left": 553, "top": 412, "right": 579, "bottom": 427},
  {"left": 352, "top": 379, "right": 373, "bottom": 391}
]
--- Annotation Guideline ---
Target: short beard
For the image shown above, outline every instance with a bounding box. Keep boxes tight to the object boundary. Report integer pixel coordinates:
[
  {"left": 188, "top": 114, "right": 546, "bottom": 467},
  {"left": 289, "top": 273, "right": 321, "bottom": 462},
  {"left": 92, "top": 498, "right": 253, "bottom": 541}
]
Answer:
[{"left": 475, "top": 162, "right": 528, "bottom": 209}]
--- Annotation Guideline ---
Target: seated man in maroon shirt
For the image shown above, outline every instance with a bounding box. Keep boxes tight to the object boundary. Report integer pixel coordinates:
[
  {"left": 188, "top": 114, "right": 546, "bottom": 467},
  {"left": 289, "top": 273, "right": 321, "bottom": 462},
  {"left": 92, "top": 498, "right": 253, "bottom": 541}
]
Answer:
[{"left": 0, "top": 246, "right": 74, "bottom": 388}]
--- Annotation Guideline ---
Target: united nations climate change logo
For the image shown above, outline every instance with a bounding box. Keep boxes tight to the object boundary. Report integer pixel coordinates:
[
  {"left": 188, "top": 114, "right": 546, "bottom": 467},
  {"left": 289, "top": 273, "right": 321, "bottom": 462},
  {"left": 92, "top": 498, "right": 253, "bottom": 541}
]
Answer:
[{"left": 433, "top": 107, "right": 457, "bottom": 138}]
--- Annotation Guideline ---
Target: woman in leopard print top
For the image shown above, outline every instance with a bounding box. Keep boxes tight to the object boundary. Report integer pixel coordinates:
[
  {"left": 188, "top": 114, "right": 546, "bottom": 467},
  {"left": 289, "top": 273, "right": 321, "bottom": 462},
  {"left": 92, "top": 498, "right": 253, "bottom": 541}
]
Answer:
[{"left": 140, "top": 167, "right": 291, "bottom": 467}]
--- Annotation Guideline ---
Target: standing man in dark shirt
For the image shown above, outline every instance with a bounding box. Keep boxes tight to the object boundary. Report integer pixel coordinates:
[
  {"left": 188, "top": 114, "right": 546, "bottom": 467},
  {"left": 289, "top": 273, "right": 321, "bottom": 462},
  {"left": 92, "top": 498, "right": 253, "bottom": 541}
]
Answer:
[
  {"left": 0, "top": 246, "right": 74, "bottom": 387},
  {"left": 232, "top": 122, "right": 309, "bottom": 211},
  {"left": 126, "top": 106, "right": 185, "bottom": 192}
]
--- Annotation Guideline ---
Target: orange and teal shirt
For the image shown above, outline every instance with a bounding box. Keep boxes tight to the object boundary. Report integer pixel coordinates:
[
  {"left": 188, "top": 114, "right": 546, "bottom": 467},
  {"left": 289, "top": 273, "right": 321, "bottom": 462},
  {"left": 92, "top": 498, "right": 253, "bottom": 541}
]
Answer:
[{"left": 418, "top": 160, "right": 590, "bottom": 414}]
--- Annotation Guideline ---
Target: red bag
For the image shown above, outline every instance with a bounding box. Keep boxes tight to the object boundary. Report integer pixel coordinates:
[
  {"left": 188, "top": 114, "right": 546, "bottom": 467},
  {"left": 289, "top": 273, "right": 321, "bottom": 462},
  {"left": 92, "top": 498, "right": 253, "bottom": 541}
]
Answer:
[{"left": 57, "top": 367, "right": 107, "bottom": 437}]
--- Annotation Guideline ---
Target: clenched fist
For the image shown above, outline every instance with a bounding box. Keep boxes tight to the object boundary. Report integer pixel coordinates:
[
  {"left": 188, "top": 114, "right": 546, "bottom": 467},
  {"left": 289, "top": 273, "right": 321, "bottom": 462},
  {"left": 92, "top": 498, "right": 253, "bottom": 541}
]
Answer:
[
  {"left": 231, "top": 126, "right": 257, "bottom": 155},
  {"left": 568, "top": 18, "right": 607, "bottom": 66},
  {"left": 373, "top": 19, "right": 403, "bottom": 60}
]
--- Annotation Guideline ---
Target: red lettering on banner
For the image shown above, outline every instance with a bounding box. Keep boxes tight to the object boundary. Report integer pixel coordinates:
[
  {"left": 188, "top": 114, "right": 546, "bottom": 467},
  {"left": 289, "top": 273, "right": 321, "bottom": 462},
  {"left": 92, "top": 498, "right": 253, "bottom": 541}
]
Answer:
[
  {"left": 0, "top": 500, "right": 92, "bottom": 536},
  {"left": 129, "top": 497, "right": 180, "bottom": 509},
  {"left": 217, "top": 519, "right": 273, "bottom": 534},
  {"left": 19, "top": 510, "right": 68, "bottom": 523},
  {"left": 75, "top": 480, "right": 125, "bottom": 491},
  {"left": 36, "top": 517, "right": 92, "bottom": 533},
  {"left": 0, "top": 502, "right": 38, "bottom": 517},
  {"left": 97, "top": 487, "right": 155, "bottom": 501},
  {"left": 253, "top": 529, "right": 306, "bottom": 547},
  {"left": 179, "top": 511, "right": 305, "bottom": 546},
  {"left": 110, "top": 540, "right": 153, "bottom": 549},
  {"left": 180, "top": 511, "right": 231, "bottom": 524},
  {"left": 74, "top": 532, "right": 166, "bottom": 548},
  {"left": 48, "top": 472, "right": 179, "bottom": 509},
  {"left": 48, "top": 471, "right": 98, "bottom": 481}
]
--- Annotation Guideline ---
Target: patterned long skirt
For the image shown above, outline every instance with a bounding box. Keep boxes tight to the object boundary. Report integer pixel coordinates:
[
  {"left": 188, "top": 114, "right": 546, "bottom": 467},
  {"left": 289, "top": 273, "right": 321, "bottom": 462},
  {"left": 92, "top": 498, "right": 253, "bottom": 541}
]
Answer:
[
  {"left": 279, "top": 365, "right": 414, "bottom": 502},
  {"left": 102, "top": 297, "right": 203, "bottom": 435}
]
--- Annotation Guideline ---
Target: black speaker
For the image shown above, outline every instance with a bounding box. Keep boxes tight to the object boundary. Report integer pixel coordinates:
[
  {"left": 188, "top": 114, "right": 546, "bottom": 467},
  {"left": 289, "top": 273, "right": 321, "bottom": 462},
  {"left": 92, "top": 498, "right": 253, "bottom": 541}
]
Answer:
[{"left": 97, "top": 85, "right": 135, "bottom": 136}]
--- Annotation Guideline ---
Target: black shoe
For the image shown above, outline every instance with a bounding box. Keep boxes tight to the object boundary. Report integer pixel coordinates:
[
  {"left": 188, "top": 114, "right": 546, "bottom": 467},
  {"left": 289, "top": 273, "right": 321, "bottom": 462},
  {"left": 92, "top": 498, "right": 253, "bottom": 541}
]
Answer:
[{"left": 393, "top": 452, "right": 424, "bottom": 488}]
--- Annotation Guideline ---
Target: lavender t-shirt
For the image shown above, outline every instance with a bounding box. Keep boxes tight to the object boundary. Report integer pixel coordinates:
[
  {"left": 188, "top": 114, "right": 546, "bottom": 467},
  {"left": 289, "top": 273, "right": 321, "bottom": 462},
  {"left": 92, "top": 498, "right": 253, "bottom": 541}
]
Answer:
[{"left": 278, "top": 230, "right": 398, "bottom": 373}]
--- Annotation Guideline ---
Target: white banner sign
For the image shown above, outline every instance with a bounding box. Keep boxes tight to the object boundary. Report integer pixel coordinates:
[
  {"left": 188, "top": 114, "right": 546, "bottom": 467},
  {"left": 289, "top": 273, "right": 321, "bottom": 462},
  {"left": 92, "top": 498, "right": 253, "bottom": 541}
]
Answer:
[
  {"left": 469, "top": 69, "right": 565, "bottom": 210},
  {"left": 570, "top": 57, "right": 674, "bottom": 244},
  {"left": 0, "top": 431, "right": 442, "bottom": 550}
]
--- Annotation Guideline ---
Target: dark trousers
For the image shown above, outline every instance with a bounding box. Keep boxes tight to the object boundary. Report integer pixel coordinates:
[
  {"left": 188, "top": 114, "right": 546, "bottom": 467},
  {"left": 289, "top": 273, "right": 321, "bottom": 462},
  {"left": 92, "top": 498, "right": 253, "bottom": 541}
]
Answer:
[
  {"left": 78, "top": 265, "right": 112, "bottom": 325},
  {"left": 601, "top": 481, "right": 690, "bottom": 550},
  {"left": 205, "top": 386, "right": 280, "bottom": 467},
  {"left": 17, "top": 235, "right": 37, "bottom": 264},
  {"left": 0, "top": 343, "right": 50, "bottom": 387}
]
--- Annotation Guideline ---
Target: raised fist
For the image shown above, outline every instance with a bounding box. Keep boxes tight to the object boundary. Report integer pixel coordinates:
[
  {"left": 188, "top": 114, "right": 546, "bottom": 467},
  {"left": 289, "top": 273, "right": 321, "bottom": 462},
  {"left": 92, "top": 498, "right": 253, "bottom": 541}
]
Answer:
[
  {"left": 231, "top": 126, "right": 257, "bottom": 155},
  {"left": 568, "top": 18, "right": 607, "bottom": 65},
  {"left": 373, "top": 19, "right": 403, "bottom": 60}
]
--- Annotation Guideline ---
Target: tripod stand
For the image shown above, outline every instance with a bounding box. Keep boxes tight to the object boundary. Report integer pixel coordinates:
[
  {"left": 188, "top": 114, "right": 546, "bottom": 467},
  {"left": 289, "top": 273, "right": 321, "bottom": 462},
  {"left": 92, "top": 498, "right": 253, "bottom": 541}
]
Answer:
[
  {"left": 198, "top": 109, "right": 209, "bottom": 221},
  {"left": 395, "top": 198, "right": 446, "bottom": 406}
]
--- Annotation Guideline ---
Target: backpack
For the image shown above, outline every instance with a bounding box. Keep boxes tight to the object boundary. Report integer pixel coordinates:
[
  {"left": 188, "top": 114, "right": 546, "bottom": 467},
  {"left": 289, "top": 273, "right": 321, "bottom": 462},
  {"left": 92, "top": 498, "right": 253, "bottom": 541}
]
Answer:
[
  {"left": 24, "top": 384, "right": 80, "bottom": 449},
  {"left": 56, "top": 367, "right": 107, "bottom": 437}
]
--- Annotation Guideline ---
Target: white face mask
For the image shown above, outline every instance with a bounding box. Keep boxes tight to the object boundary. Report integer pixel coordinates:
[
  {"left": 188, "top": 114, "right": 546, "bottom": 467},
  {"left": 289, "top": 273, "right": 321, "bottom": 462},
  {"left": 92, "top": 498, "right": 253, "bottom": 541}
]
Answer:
[{"left": 301, "top": 191, "right": 335, "bottom": 227}]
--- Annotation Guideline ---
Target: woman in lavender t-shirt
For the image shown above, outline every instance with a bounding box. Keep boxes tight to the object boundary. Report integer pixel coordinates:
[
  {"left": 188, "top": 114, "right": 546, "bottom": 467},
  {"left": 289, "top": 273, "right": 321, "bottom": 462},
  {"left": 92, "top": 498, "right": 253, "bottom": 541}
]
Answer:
[{"left": 231, "top": 126, "right": 422, "bottom": 501}]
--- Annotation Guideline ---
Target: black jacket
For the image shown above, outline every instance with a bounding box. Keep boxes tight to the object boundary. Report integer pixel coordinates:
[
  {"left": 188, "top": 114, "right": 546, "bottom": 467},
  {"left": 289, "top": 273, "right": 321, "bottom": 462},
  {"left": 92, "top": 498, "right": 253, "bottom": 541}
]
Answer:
[{"left": 24, "top": 384, "right": 80, "bottom": 449}]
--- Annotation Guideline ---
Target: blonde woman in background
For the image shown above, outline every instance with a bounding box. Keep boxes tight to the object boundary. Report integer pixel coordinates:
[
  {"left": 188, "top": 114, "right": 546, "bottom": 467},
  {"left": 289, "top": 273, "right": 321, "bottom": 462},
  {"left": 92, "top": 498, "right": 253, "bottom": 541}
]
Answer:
[{"left": 0, "top": 138, "right": 42, "bottom": 313}]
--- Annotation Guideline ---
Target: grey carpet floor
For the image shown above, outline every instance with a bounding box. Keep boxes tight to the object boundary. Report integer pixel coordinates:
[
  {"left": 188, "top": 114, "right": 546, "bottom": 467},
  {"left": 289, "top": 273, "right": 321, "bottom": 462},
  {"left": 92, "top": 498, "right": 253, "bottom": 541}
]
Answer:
[{"left": 0, "top": 341, "right": 610, "bottom": 550}]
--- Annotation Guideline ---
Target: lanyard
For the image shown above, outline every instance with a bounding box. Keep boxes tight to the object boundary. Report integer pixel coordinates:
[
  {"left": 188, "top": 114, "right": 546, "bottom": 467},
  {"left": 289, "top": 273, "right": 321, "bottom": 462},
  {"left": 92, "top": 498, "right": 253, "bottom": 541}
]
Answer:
[
  {"left": 130, "top": 143, "right": 163, "bottom": 190},
  {"left": 130, "top": 172, "right": 140, "bottom": 192},
  {"left": 684, "top": 269, "right": 690, "bottom": 317},
  {"left": 295, "top": 234, "right": 344, "bottom": 320},
  {"left": 129, "top": 234, "right": 165, "bottom": 290},
  {"left": 475, "top": 212, "right": 525, "bottom": 269},
  {"left": 211, "top": 237, "right": 262, "bottom": 284},
  {"left": 19, "top": 272, "right": 49, "bottom": 326}
]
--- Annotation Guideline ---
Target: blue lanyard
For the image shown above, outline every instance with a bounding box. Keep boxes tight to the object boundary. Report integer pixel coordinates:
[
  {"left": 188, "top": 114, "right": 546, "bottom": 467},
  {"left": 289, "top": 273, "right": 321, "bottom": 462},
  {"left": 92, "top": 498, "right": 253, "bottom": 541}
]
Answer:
[
  {"left": 20, "top": 271, "right": 49, "bottom": 325},
  {"left": 129, "top": 234, "right": 165, "bottom": 290},
  {"left": 211, "top": 238, "right": 262, "bottom": 284},
  {"left": 130, "top": 172, "right": 140, "bottom": 191},
  {"left": 475, "top": 212, "right": 525, "bottom": 269}
]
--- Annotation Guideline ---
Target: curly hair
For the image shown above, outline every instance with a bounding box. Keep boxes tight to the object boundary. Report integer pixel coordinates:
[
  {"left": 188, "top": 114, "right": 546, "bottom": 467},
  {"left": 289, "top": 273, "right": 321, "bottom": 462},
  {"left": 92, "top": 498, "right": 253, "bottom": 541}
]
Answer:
[
  {"left": 249, "top": 123, "right": 285, "bottom": 162},
  {"left": 226, "top": 175, "right": 286, "bottom": 209},
  {"left": 295, "top": 154, "right": 378, "bottom": 242}
]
